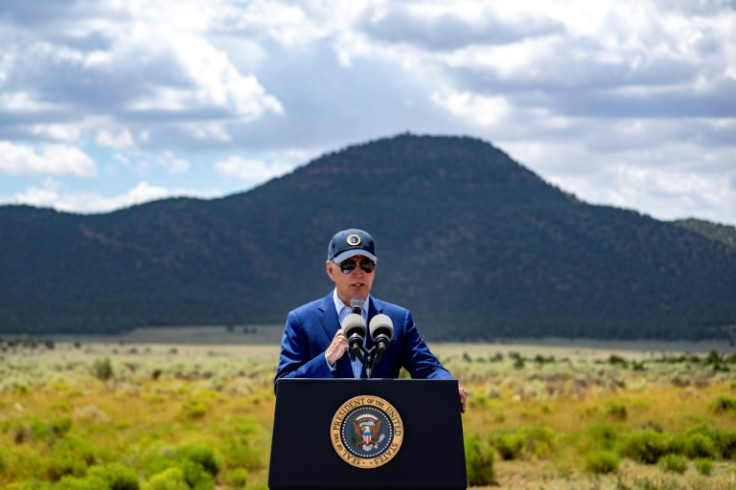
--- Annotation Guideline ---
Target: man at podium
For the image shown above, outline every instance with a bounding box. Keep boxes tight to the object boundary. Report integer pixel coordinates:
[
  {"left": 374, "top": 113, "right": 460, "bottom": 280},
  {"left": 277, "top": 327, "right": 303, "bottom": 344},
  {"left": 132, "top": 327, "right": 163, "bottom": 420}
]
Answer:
[{"left": 274, "top": 228, "right": 467, "bottom": 412}]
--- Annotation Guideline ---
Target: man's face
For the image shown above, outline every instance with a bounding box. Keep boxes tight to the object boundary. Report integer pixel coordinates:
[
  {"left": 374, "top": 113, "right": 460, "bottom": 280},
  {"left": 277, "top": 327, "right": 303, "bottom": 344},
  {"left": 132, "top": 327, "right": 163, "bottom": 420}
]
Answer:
[{"left": 326, "top": 255, "right": 376, "bottom": 306}]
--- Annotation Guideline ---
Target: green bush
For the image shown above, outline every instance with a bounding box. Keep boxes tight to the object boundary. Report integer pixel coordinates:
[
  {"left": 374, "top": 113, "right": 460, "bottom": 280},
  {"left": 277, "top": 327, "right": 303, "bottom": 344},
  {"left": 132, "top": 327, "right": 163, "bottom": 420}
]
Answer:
[
  {"left": 140, "top": 443, "right": 218, "bottom": 490},
  {"left": 221, "top": 444, "right": 263, "bottom": 471},
  {"left": 694, "top": 457, "right": 713, "bottom": 476},
  {"left": 179, "top": 400, "right": 207, "bottom": 420},
  {"left": 585, "top": 450, "right": 620, "bottom": 474},
  {"left": 143, "top": 467, "right": 189, "bottom": 490},
  {"left": 683, "top": 433, "right": 718, "bottom": 460},
  {"left": 588, "top": 422, "right": 619, "bottom": 450},
  {"left": 490, "top": 427, "right": 555, "bottom": 460},
  {"left": 223, "top": 468, "right": 249, "bottom": 488},
  {"left": 714, "top": 429, "right": 736, "bottom": 459},
  {"left": 56, "top": 475, "right": 103, "bottom": 490},
  {"left": 46, "top": 455, "right": 87, "bottom": 482},
  {"left": 55, "top": 434, "right": 101, "bottom": 467},
  {"left": 658, "top": 454, "right": 687, "bottom": 474},
  {"left": 618, "top": 429, "right": 679, "bottom": 464},
  {"left": 88, "top": 463, "right": 140, "bottom": 490},
  {"left": 179, "top": 443, "right": 219, "bottom": 477},
  {"left": 712, "top": 395, "right": 736, "bottom": 415},
  {"left": 464, "top": 433, "right": 495, "bottom": 487},
  {"left": 522, "top": 427, "right": 555, "bottom": 458},
  {"left": 92, "top": 358, "right": 114, "bottom": 382},
  {"left": 492, "top": 431, "right": 525, "bottom": 460},
  {"left": 606, "top": 402, "right": 628, "bottom": 422},
  {"left": 50, "top": 417, "right": 72, "bottom": 436},
  {"left": 179, "top": 459, "right": 214, "bottom": 490}
]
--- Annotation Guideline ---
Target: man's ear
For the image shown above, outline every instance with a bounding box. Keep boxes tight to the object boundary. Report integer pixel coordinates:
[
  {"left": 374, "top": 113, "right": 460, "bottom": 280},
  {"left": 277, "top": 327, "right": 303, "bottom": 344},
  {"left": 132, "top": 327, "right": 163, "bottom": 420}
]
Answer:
[{"left": 325, "top": 260, "right": 336, "bottom": 282}]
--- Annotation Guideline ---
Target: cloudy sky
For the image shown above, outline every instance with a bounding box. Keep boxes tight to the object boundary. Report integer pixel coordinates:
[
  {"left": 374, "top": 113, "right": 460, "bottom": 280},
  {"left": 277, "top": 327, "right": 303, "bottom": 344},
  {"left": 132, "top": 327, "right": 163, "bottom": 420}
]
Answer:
[{"left": 1, "top": 0, "right": 734, "bottom": 224}]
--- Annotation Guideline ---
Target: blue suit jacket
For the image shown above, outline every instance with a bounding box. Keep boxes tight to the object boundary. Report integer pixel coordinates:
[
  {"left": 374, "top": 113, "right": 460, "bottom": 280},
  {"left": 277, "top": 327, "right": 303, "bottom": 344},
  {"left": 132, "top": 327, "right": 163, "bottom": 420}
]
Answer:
[{"left": 275, "top": 293, "right": 452, "bottom": 387}]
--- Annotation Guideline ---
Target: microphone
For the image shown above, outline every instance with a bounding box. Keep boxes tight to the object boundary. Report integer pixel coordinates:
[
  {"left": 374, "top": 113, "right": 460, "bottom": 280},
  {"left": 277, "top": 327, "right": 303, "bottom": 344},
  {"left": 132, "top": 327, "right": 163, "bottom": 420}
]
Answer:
[
  {"left": 350, "top": 296, "right": 363, "bottom": 315},
  {"left": 369, "top": 314, "right": 393, "bottom": 366},
  {"left": 342, "top": 297, "right": 366, "bottom": 359}
]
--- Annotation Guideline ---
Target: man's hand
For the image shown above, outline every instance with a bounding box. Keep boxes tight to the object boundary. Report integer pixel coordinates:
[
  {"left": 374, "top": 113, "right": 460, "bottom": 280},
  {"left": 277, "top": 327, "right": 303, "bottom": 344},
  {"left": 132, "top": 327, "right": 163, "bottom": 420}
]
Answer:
[
  {"left": 458, "top": 383, "right": 467, "bottom": 413},
  {"left": 325, "top": 329, "right": 349, "bottom": 366}
]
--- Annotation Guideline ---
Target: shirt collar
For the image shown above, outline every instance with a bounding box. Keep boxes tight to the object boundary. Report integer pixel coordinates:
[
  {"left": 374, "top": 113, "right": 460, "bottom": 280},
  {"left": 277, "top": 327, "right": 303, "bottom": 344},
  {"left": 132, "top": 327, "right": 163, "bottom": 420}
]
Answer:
[{"left": 332, "top": 289, "right": 370, "bottom": 316}]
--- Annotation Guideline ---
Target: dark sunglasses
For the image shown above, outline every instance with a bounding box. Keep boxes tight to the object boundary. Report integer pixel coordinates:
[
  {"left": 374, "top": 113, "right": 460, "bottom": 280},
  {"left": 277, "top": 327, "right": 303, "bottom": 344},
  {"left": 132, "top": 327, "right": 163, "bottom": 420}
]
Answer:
[{"left": 337, "top": 258, "right": 376, "bottom": 274}]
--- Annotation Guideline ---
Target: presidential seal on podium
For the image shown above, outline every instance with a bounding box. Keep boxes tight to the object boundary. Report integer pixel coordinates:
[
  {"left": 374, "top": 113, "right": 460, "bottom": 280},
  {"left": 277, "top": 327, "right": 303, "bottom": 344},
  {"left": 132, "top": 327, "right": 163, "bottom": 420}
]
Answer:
[{"left": 330, "top": 395, "right": 404, "bottom": 469}]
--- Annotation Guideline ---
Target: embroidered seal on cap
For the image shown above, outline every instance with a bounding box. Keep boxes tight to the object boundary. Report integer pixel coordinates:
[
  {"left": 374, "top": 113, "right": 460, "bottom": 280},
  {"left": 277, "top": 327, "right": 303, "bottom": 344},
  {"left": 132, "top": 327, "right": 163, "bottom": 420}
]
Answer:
[
  {"left": 330, "top": 395, "right": 403, "bottom": 469},
  {"left": 346, "top": 233, "right": 362, "bottom": 247}
]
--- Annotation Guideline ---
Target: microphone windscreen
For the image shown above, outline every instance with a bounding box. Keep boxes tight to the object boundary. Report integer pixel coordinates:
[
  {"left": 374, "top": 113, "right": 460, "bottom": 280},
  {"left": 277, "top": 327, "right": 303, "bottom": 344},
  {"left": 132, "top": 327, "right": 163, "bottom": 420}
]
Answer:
[
  {"left": 350, "top": 296, "right": 364, "bottom": 310},
  {"left": 342, "top": 313, "right": 366, "bottom": 339},
  {"left": 369, "top": 314, "right": 394, "bottom": 340}
]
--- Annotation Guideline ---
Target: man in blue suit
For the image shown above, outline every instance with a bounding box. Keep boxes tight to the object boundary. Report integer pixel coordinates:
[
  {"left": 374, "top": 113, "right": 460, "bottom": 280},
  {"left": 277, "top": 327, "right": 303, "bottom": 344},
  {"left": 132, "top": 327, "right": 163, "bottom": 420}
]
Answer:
[{"left": 275, "top": 228, "right": 467, "bottom": 412}]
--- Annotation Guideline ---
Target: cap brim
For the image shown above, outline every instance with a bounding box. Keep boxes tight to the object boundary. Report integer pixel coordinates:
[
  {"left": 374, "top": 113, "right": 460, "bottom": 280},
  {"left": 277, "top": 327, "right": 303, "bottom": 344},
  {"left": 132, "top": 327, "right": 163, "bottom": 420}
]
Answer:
[{"left": 332, "top": 250, "right": 377, "bottom": 264}]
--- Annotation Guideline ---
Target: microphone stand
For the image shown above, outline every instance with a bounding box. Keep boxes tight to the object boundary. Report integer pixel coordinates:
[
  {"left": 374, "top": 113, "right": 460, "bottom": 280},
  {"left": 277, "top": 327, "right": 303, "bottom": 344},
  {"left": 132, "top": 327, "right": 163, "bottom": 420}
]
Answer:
[{"left": 352, "top": 344, "right": 378, "bottom": 379}]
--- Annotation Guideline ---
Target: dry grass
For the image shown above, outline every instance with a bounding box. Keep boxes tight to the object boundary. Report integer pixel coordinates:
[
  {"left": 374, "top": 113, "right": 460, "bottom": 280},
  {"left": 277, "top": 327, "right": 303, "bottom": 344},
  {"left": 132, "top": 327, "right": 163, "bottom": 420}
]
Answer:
[{"left": 0, "top": 338, "right": 735, "bottom": 489}]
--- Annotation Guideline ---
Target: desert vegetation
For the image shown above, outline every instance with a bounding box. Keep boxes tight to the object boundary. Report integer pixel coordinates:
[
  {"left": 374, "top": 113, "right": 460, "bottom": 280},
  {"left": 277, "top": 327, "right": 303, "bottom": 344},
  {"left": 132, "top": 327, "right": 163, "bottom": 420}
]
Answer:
[{"left": 1, "top": 334, "right": 735, "bottom": 489}]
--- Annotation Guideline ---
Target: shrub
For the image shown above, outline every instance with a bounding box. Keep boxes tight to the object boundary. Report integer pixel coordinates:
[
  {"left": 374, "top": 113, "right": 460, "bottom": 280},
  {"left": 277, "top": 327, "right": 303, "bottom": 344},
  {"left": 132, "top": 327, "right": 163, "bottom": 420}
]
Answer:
[
  {"left": 143, "top": 467, "right": 189, "bottom": 490},
  {"left": 464, "top": 433, "right": 495, "bottom": 487},
  {"left": 88, "top": 463, "right": 140, "bottom": 490},
  {"left": 588, "top": 422, "right": 619, "bottom": 450},
  {"left": 56, "top": 476, "right": 99, "bottom": 490},
  {"left": 179, "top": 443, "right": 219, "bottom": 477},
  {"left": 492, "top": 431, "right": 525, "bottom": 460},
  {"left": 92, "top": 358, "right": 114, "bottom": 382},
  {"left": 658, "top": 454, "right": 687, "bottom": 474},
  {"left": 694, "top": 457, "right": 713, "bottom": 476},
  {"left": 55, "top": 434, "right": 101, "bottom": 467},
  {"left": 490, "top": 427, "right": 555, "bottom": 460},
  {"left": 585, "top": 450, "right": 620, "bottom": 474},
  {"left": 683, "top": 433, "right": 718, "bottom": 460},
  {"left": 712, "top": 395, "right": 736, "bottom": 415},
  {"left": 223, "top": 468, "right": 249, "bottom": 488},
  {"left": 618, "top": 429, "right": 679, "bottom": 464},
  {"left": 179, "top": 459, "right": 214, "bottom": 490},
  {"left": 50, "top": 416, "right": 73, "bottom": 436},
  {"left": 606, "top": 402, "right": 628, "bottom": 422},
  {"left": 221, "top": 444, "right": 263, "bottom": 471},
  {"left": 47, "top": 455, "right": 87, "bottom": 482},
  {"left": 714, "top": 429, "right": 736, "bottom": 459},
  {"left": 522, "top": 427, "right": 555, "bottom": 458},
  {"left": 179, "top": 400, "right": 207, "bottom": 420}
]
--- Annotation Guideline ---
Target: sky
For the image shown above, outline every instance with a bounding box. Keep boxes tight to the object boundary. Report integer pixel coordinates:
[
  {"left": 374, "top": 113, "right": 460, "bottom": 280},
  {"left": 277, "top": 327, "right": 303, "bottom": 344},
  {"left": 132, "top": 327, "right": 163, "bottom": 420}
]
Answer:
[{"left": 1, "top": 0, "right": 735, "bottom": 225}]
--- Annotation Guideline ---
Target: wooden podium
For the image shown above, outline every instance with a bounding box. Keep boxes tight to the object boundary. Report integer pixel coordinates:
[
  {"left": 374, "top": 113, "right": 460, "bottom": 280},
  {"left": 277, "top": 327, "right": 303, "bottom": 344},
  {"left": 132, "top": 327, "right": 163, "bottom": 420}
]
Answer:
[{"left": 269, "top": 378, "right": 467, "bottom": 489}]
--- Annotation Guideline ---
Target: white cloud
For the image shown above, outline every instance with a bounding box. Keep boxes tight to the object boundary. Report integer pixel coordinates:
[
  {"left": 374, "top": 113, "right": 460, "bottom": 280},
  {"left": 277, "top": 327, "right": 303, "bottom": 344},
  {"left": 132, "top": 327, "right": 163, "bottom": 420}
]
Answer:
[
  {"left": 0, "top": 91, "right": 66, "bottom": 112},
  {"left": 10, "top": 179, "right": 215, "bottom": 214},
  {"left": 30, "top": 124, "right": 82, "bottom": 142},
  {"left": 0, "top": 0, "right": 734, "bottom": 224},
  {"left": 96, "top": 129, "right": 136, "bottom": 150},
  {"left": 0, "top": 141, "right": 96, "bottom": 177},
  {"left": 158, "top": 151, "right": 190, "bottom": 174},
  {"left": 214, "top": 154, "right": 295, "bottom": 182},
  {"left": 432, "top": 90, "right": 510, "bottom": 126}
]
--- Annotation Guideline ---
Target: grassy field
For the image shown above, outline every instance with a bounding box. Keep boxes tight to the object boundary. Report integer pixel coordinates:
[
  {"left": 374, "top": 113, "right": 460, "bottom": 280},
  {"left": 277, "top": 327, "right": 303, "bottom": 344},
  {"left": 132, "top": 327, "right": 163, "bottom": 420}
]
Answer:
[{"left": 1, "top": 332, "right": 735, "bottom": 489}]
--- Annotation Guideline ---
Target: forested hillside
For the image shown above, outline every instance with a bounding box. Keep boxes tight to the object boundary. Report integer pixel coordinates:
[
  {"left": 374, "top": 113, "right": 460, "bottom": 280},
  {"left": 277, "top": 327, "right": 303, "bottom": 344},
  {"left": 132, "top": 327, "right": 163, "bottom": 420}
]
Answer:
[{"left": 1, "top": 134, "right": 734, "bottom": 340}]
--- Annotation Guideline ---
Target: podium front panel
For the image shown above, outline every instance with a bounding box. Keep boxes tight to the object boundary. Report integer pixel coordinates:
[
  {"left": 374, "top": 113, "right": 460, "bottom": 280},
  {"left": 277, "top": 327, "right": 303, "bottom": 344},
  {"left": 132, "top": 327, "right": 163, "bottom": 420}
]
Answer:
[{"left": 269, "top": 378, "right": 466, "bottom": 490}]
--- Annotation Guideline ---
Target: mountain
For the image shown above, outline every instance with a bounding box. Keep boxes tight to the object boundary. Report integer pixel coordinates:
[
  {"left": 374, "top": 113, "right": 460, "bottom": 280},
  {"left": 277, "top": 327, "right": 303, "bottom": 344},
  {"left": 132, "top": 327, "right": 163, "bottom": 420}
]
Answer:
[
  {"left": 1, "top": 134, "right": 734, "bottom": 340},
  {"left": 674, "top": 218, "right": 736, "bottom": 251}
]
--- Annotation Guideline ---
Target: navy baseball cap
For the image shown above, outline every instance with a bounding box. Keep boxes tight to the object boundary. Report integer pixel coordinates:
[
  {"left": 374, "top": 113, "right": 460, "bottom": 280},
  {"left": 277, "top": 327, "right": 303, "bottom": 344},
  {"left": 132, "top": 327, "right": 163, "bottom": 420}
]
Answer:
[{"left": 327, "top": 229, "right": 377, "bottom": 264}]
